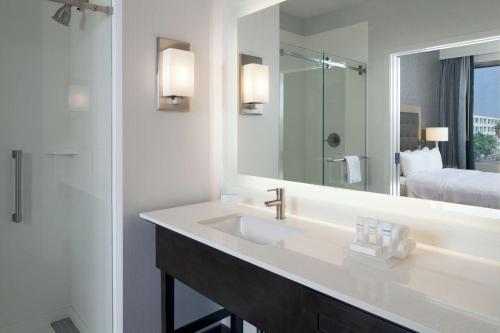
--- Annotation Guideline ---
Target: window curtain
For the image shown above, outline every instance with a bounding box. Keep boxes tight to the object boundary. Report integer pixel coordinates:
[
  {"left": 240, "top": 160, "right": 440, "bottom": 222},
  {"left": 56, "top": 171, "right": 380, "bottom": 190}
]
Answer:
[{"left": 439, "top": 56, "right": 474, "bottom": 169}]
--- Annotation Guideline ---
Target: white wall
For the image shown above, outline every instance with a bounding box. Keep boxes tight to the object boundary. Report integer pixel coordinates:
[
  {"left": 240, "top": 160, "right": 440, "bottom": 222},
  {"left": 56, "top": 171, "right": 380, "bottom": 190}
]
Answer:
[
  {"left": 221, "top": 0, "right": 500, "bottom": 264},
  {"left": 122, "top": 0, "right": 221, "bottom": 332}
]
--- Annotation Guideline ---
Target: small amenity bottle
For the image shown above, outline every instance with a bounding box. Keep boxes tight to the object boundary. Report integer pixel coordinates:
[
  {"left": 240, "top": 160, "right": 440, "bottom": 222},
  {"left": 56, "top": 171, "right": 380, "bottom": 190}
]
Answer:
[
  {"left": 368, "top": 220, "right": 378, "bottom": 244},
  {"left": 382, "top": 222, "right": 393, "bottom": 251},
  {"left": 355, "top": 218, "right": 366, "bottom": 242}
]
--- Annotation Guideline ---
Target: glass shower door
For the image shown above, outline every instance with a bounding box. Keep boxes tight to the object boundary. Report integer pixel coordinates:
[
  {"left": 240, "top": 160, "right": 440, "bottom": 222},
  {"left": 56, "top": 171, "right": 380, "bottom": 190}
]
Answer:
[
  {"left": 0, "top": 0, "right": 112, "bottom": 332},
  {"left": 322, "top": 53, "right": 367, "bottom": 190},
  {"left": 280, "top": 43, "right": 324, "bottom": 185}
]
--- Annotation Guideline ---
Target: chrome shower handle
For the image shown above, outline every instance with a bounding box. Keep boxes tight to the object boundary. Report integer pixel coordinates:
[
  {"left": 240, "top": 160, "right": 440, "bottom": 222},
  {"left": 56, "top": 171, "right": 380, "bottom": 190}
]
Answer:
[{"left": 12, "top": 150, "right": 22, "bottom": 223}]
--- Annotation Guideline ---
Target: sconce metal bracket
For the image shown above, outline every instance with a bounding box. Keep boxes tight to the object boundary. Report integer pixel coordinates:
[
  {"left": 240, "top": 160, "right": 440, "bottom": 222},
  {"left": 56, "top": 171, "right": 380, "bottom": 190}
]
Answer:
[
  {"left": 157, "top": 37, "right": 191, "bottom": 111},
  {"left": 240, "top": 53, "right": 264, "bottom": 115}
]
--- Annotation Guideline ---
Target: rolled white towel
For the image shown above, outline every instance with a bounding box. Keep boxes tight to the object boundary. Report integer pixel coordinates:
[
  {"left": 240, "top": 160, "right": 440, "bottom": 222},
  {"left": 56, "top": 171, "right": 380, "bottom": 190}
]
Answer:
[
  {"left": 394, "top": 239, "right": 416, "bottom": 259},
  {"left": 391, "top": 224, "right": 409, "bottom": 243},
  {"left": 344, "top": 155, "right": 362, "bottom": 184}
]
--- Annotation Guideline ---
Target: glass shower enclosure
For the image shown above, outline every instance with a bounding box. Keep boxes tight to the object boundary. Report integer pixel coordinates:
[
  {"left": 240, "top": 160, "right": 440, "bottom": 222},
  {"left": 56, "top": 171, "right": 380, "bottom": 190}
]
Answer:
[
  {"left": 280, "top": 43, "right": 367, "bottom": 191},
  {"left": 0, "top": 0, "right": 113, "bottom": 332}
]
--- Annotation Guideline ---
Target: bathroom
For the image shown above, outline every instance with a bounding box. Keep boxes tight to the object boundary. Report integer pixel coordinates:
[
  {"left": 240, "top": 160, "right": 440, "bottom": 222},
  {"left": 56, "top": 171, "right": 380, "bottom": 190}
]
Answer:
[{"left": 0, "top": 0, "right": 499, "bottom": 332}]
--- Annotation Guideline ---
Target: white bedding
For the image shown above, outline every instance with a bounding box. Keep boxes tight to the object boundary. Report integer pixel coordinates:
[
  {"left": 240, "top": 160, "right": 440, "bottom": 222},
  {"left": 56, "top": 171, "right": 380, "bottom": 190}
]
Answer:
[{"left": 406, "top": 168, "right": 500, "bottom": 209}]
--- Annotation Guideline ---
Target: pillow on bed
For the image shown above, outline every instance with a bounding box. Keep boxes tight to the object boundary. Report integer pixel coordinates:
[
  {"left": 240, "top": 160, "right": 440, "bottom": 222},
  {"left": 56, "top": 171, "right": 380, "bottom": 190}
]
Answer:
[
  {"left": 400, "top": 150, "right": 427, "bottom": 177},
  {"left": 400, "top": 147, "right": 443, "bottom": 177},
  {"left": 424, "top": 147, "right": 443, "bottom": 171}
]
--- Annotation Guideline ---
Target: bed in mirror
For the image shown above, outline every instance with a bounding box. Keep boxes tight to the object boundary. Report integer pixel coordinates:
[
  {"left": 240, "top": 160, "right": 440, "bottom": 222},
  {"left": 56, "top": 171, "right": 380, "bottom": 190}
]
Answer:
[
  {"left": 237, "top": 0, "right": 500, "bottom": 210},
  {"left": 398, "top": 43, "right": 500, "bottom": 209}
]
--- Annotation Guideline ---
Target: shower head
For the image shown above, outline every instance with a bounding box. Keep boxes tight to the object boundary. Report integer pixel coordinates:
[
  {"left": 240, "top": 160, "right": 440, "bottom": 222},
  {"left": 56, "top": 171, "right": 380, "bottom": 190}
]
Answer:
[{"left": 52, "top": 4, "right": 72, "bottom": 26}]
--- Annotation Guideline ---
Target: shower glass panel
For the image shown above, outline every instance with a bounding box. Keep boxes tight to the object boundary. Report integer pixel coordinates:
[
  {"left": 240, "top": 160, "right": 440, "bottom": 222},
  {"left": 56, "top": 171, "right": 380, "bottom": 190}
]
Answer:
[
  {"left": 280, "top": 43, "right": 324, "bottom": 185},
  {"left": 323, "top": 53, "right": 367, "bottom": 190},
  {"left": 0, "top": 0, "right": 112, "bottom": 332},
  {"left": 280, "top": 43, "right": 367, "bottom": 189}
]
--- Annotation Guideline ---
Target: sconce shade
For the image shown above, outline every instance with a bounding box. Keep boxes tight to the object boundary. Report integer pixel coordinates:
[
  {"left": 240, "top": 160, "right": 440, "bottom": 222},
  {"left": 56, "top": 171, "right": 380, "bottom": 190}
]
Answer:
[
  {"left": 426, "top": 127, "right": 449, "bottom": 142},
  {"left": 242, "top": 63, "right": 269, "bottom": 104},
  {"left": 161, "top": 48, "right": 195, "bottom": 98}
]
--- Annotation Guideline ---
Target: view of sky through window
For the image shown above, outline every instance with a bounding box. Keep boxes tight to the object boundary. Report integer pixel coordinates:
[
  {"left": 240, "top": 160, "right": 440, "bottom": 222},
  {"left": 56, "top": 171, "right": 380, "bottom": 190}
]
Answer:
[
  {"left": 473, "top": 65, "right": 500, "bottom": 165},
  {"left": 474, "top": 66, "right": 500, "bottom": 118}
]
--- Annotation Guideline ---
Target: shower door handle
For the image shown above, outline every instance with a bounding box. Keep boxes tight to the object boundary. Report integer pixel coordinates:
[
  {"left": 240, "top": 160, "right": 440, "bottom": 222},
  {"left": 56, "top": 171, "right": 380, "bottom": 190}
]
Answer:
[{"left": 12, "top": 150, "right": 22, "bottom": 223}]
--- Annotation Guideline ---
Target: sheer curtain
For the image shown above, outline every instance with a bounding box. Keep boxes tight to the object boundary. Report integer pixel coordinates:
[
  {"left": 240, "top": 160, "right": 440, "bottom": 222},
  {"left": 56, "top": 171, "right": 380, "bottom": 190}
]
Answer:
[{"left": 439, "top": 56, "right": 474, "bottom": 169}]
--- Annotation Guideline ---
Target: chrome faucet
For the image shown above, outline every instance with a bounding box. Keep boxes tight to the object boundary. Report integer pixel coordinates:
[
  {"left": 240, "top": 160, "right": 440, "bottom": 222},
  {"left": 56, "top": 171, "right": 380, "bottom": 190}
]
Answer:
[{"left": 264, "top": 188, "right": 286, "bottom": 220}]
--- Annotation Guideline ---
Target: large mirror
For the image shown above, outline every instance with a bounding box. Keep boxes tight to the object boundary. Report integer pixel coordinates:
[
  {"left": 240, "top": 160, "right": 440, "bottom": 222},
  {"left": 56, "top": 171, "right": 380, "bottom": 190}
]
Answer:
[{"left": 237, "top": 0, "right": 500, "bottom": 210}]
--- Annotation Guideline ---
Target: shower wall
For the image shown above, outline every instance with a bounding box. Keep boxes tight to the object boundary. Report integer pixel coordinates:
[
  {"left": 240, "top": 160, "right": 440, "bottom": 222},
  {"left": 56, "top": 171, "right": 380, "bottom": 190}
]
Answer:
[
  {"left": 323, "top": 63, "right": 367, "bottom": 190},
  {"left": 0, "top": 0, "right": 112, "bottom": 332}
]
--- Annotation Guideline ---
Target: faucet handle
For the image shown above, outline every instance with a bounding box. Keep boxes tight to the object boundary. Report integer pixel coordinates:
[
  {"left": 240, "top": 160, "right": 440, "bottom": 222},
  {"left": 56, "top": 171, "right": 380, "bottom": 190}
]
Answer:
[{"left": 267, "top": 188, "right": 278, "bottom": 193}]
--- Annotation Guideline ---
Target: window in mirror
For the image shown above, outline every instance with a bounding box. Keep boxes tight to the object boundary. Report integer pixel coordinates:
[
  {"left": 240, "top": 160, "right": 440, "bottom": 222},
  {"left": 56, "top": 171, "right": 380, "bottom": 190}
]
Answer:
[{"left": 473, "top": 64, "right": 500, "bottom": 172}]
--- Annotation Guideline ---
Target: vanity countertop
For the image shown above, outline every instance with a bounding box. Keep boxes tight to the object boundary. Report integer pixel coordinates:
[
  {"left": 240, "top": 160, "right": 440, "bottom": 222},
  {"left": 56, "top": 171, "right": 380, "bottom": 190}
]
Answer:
[{"left": 140, "top": 201, "right": 500, "bottom": 333}]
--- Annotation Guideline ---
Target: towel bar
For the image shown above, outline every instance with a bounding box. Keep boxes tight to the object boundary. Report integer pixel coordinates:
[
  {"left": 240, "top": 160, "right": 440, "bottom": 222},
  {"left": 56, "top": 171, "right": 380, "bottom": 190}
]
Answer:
[{"left": 326, "top": 156, "right": 368, "bottom": 163}]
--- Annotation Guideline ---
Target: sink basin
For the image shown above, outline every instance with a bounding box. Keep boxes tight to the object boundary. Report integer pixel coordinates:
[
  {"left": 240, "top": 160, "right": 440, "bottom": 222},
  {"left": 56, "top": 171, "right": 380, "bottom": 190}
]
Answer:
[{"left": 200, "top": 215, "right": 304, "bottom": 245}]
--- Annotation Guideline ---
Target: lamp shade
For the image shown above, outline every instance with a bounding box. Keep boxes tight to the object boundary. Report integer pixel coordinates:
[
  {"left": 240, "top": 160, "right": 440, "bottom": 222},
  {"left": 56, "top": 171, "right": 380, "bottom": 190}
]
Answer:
[
  {"left": 161, "top": 48, "right": 194, "bottom": 98},
  {"left": 426, "top": 127, "right": 449, "bottom": 142},
  {"left": 242, "top": 63, "right": 269, "bottom": 104}
]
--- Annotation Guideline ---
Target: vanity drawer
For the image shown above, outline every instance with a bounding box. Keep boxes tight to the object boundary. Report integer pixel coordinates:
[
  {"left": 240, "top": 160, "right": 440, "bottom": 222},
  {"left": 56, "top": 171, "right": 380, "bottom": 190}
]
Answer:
[{"left": 301, "top": 288, "right": 413, "bottom": 333}]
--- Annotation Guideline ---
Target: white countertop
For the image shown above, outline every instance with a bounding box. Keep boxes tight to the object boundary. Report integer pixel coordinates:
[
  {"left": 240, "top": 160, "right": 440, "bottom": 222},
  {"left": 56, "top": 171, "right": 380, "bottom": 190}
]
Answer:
[{"left": 140, "top": 201, "right": 500, "bottom": 333}]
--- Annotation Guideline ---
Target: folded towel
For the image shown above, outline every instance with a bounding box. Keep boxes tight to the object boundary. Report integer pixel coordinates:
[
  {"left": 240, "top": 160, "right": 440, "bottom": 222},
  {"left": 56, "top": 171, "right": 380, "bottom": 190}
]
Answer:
[
  {"left": 394, "top": 239, "right": 416, "bottom": 259},
  {"left": 391, "top": 224, "right": 409, "bottom": 243},
  {"left": 344, "top": 155, "right": 362, "bottom": 184}
]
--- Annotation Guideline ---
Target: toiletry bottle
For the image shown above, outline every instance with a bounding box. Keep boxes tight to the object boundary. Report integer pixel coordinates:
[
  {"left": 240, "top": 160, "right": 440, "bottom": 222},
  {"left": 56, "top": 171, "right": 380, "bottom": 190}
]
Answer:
[
  {"left": 355, "top": 218, "right": 366, "bottom": 242},
  {"left": 382, "top": 222, "right": 393, "bottom": 251},
  {"left": 368, "top": 220, "right": 378, "bottom": 244}
]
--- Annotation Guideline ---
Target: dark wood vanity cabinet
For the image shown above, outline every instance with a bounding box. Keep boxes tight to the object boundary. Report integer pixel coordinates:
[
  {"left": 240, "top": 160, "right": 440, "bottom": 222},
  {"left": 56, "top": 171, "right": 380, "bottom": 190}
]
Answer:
[{"left": 156, "top": 226, "right": 414, "bottom": 333}]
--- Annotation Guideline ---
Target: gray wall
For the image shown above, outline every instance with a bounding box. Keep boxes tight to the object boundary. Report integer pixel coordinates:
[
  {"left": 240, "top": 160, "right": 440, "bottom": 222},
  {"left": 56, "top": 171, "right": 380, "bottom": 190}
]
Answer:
[
  {"left": 123, "top": 0, "right": 220, "bottom": 332},
  {"left": 400, "top": 51, "right": 441, "bottom": 129}
]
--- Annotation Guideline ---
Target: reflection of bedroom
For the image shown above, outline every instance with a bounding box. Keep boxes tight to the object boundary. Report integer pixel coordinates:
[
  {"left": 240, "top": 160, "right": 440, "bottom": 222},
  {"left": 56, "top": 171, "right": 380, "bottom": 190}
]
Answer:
[{"left": 399, "top": 40, "right": 500, "bottom": 209}]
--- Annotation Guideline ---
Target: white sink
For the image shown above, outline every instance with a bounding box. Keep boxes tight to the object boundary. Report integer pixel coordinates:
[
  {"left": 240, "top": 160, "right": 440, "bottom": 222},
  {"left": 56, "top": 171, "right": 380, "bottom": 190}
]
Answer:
[{"left": 200, "top": 215, "right": 304, "bottom": 245}]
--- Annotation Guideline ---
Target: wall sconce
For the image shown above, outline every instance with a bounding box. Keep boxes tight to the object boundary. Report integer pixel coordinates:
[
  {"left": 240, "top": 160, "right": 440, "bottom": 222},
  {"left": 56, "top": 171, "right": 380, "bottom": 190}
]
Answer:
[
  {"left": 157, "top": 37, "right": 194, "bottom": 111},
  {"left": 240, "top": 54, "right": 269, "bottom": 115}
]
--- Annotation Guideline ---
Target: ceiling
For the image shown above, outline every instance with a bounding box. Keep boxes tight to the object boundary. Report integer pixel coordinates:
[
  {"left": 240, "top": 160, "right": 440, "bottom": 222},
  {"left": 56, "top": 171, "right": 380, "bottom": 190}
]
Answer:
[{"left": 280, "top": 0, "right": 366, "bottom": 19}]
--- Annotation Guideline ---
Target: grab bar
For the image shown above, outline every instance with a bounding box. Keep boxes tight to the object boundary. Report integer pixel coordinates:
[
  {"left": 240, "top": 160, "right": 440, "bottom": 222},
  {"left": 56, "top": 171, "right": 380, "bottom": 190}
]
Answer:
[
  {"left": 12, "top": 150, "right": 22, "bottom": 223},
  {"left": 326, "top": 156, "right": 368, "bottom": 163}
]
